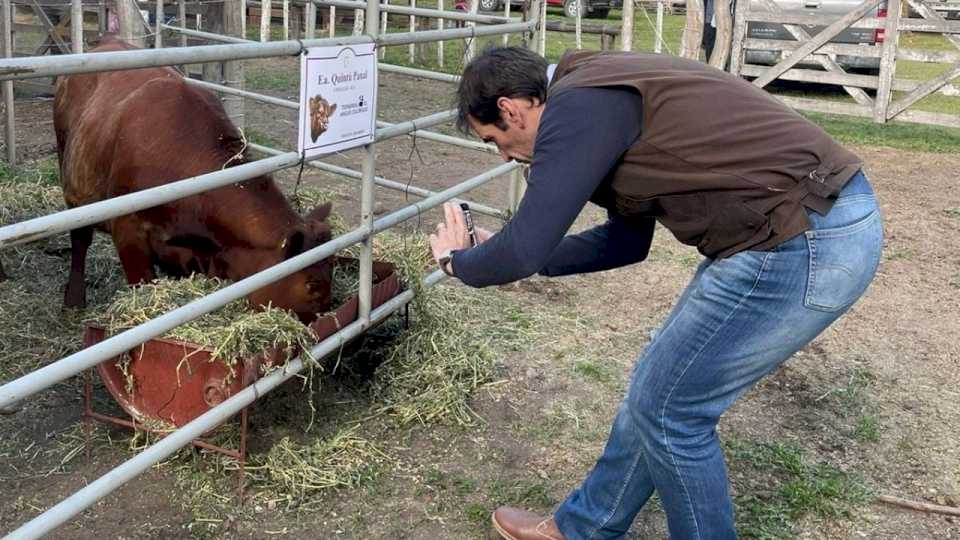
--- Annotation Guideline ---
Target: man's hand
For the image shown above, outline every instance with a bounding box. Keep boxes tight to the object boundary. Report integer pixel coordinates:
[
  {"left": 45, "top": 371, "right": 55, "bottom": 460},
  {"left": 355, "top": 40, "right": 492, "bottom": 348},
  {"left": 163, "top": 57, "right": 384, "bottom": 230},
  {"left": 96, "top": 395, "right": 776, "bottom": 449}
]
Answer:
[{"left": 428, "top": 203, "right": 494, "bottom": 275}]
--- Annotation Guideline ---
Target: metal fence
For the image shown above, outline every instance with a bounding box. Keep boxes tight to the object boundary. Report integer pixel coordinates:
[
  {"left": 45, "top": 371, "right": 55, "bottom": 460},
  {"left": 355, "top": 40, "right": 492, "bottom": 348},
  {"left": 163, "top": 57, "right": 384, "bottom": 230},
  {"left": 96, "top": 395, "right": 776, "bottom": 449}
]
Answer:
[{"left": 0, "top": 0, "right": 541, "bottom": 536}]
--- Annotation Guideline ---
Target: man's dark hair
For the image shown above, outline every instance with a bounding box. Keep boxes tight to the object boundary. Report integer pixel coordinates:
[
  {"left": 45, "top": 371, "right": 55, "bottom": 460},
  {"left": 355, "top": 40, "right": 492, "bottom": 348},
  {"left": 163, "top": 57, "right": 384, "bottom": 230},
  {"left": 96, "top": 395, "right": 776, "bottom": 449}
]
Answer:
[{"left": 455, "top": 46, "right": 548, "bottom": 134}]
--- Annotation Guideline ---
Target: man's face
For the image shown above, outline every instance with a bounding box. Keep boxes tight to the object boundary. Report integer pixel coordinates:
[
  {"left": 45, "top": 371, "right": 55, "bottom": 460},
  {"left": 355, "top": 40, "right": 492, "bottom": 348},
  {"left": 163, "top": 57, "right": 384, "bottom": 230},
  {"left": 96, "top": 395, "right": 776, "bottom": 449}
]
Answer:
[{"left": 468, "top": 97, "right": 542, "bottom": 164}]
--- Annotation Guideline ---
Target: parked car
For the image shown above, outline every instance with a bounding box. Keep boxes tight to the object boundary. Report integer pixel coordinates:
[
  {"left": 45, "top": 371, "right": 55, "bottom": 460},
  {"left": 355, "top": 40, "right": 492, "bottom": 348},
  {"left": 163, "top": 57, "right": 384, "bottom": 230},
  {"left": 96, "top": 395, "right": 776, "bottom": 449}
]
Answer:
[
  {"left": 743, "top": 0, "right": 888, "bottom": 72},
  {"left": 479, "top": 0, "right": 621, "bottom": 19}
]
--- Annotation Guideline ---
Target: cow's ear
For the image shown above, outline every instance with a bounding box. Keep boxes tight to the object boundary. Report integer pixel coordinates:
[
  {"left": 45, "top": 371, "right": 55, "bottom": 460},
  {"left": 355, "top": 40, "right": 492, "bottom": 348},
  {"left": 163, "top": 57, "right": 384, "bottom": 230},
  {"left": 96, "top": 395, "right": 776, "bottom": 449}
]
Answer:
[
  {"left": 306, "top": 202, "right": 332, "bottom": 223},
  {"left": 283, "top": 229, "right": 305, "bottom": 259}
]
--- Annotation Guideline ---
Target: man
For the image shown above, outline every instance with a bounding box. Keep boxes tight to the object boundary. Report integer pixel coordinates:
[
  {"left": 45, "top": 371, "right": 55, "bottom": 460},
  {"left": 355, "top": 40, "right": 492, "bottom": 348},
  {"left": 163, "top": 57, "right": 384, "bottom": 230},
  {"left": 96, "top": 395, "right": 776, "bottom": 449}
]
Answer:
[{"left": 429, "top": 47, "right": 883, "bottom": 539}]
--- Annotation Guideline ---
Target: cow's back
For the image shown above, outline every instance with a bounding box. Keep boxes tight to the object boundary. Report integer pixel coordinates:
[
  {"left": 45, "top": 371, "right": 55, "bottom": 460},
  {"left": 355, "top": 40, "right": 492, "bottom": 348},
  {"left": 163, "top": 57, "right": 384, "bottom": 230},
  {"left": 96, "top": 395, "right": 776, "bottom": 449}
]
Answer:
[{"left": 54, "top": 39, "right": 240, "bottom": 209}]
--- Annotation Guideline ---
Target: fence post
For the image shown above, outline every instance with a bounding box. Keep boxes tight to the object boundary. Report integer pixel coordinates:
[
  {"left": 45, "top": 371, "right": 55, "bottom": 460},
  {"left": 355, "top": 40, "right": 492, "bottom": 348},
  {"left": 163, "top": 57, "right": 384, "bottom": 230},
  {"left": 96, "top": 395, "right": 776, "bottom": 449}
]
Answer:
[
  {"left": 329, "top": 5, "right": 335, "bottom": 36},
  {"left": 538, "top": 0, "right": 546, "bottom": 53},
  {"left": 437, "top": 0, "right": 443, "bottom": 65},
  {"left": 1, "top": 0, "right": 14, "bottom": 165},
  {"left": 155, "top": 0, "right": 164, "bottom": 47},
  {"left": 467, "top": 0, "right": 480, "bottom": 61},
  {"left": 260, "top": 0, "right": 271, "bottom": 40},
  {"left": 728, "top": 0, "right": 747, "bottom": 73},
  {"left": 873, "top": 0, "right": 902, "bottom": 123},
  {"left": 380, "top": 0, "right": 388, "bottom": 58},
  {"left": 621, "top": 0, "right": 633, "bottom": 50},
  {"left": 680, "top": 0, "right": 702, "bottom": 58},
  {"left": 409, "top": 0, "right": 416, "bottom": 62},
  {"left": 201, "top": 0, "right": 224, "bottom": 82},
  {"left": 575, "top": 0, "right": 582, "bottom": 48},
  {"left": 72, "top": 0, "right": 84, "bottom": 52},
  {"left": 282, "top": 0, "right": 289, "bottom": 39},
  {"left": 224, "top": 0, "right": 244, "bottom": 128},
  {"left": 178, "top": 0, "right": 186, "bottom": 70},
  {"left": 98, "top": 0, "right": 106, "bottom": 34},
  {"left": 655, "top": 0, "right": 663, "bottom": 52},
  {"left": 354, "top": 5, "right": 364, "bottom": 35},
  {"left": 502, "top": 0, "right": 510, "bottom": 46},
  {"left": 358, "top": 0, "right": 381, "bottom": 321},
  {"left": 708, "top": 0, "right": 733, "bottom": 67},
  {"left": 117, "top": 0, "right": 146, "bottom": 47},
  {"left": 305, "top": 0, "right": 315, "bottom": 37}
]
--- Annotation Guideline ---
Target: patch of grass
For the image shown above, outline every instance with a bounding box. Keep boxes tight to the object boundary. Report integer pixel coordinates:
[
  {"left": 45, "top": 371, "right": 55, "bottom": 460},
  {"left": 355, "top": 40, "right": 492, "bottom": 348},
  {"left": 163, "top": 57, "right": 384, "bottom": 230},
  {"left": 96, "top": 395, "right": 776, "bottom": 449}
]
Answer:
[
  {"left": 464, "top": 502, "right": 489, "bottom": 526},
  {"left": 727, "top": 436, "right": 872, "bottom": 539},
  {"left": 573, "top": 359, "right": 610, "bottom": 383},
  {"left": 830, "top": 366, "right": 873, "bottom": 416},
  {"left": 800, "top": 111, "right": 960, "bottom": 153},
  {"left": 852, "top": 414, "right": 881, "bottom": 443},
  {"left": 245, "top": 67, "right": 299, "bottom": 93},
  {"left": 488, "top": 479, "right": 555, "bottom": 509}
]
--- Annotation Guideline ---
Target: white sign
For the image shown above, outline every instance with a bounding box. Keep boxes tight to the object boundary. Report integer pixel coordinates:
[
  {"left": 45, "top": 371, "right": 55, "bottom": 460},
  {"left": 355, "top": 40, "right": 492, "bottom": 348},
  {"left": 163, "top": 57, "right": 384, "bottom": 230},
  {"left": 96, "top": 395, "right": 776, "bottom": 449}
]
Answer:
[{"left": 298, "top": 44, "right": 378, "bottom": 158}]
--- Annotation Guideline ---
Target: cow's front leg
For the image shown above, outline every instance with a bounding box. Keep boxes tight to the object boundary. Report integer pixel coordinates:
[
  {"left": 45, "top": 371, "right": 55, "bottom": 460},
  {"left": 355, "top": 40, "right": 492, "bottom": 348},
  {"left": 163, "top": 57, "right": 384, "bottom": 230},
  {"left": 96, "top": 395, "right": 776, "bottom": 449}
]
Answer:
[
  {"left": 64, "top": 225, "right": 94, "bottom": 308},
  {"left": 111, "top": 215, "right": 156, "bottom": 285}
]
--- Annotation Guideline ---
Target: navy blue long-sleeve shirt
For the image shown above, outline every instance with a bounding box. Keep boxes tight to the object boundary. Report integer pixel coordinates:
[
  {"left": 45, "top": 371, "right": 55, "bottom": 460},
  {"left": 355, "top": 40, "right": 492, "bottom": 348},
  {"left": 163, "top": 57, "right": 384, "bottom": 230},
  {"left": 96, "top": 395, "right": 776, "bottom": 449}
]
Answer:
[{"left": 452, "top": 87, "right": 655, "bottom": 287}]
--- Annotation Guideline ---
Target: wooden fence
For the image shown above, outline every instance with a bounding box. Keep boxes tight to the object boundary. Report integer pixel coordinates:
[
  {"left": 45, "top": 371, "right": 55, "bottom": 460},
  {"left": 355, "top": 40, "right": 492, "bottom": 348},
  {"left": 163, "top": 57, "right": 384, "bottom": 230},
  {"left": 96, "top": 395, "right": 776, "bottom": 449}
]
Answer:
[{"left": 728, "top": 0, "right": 960, "bottom": 127}]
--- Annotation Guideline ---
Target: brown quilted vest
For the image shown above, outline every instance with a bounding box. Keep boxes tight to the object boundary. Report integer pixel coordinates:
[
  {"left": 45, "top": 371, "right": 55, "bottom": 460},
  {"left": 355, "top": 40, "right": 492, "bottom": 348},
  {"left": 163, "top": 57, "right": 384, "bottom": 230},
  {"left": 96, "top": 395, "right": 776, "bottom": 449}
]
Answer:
[{"left": 548, "top": 50, "right": 863, "bottom": 258}]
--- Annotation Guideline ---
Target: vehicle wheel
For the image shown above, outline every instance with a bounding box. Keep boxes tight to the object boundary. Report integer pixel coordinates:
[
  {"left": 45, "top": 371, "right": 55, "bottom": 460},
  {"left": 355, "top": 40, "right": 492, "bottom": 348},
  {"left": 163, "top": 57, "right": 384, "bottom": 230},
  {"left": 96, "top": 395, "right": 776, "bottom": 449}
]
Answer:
[
  {"left": 586, "top": 7, "right": 609, "bottom": 18},
  {"left": 563, "top": 0, "right": 581, "bottom": 17},
  {"left": 479, "top": 0, "right": 501, "bottom": 11}
]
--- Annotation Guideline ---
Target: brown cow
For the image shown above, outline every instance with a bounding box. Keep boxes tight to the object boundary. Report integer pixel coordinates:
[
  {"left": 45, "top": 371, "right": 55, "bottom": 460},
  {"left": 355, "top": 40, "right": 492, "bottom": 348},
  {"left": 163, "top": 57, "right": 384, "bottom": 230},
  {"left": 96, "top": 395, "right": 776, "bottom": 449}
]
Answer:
[{"left": 54, "top": 37, "right": 334, "bottom": 323}]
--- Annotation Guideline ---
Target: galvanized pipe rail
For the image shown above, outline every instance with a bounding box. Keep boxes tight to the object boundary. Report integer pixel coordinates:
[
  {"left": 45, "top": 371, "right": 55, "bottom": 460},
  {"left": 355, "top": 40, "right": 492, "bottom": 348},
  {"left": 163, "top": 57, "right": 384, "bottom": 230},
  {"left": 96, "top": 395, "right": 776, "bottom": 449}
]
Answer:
[
  {"left": 380, "top": 62, "right": 461, "bottom": 83},
  {"left": 161, "top": 23, "right": 253, "bottom": 44},
  {"left": 250, "top": 142, "right": 511, "bottom": 218},
  {"left": 308, "top": 0, "right": 517, "bottom": 24},
  {"left": 0, "top": 111, "right": 454, "bottom": 251},
  {"left": 0, "top": 21, "right": 536, "bottom": 81},
  {"left": 1, "top": 157, "right": 518, "bottom": 540},
  {"left": 0, "top": 111, "right": 456, "bottom": 410}
]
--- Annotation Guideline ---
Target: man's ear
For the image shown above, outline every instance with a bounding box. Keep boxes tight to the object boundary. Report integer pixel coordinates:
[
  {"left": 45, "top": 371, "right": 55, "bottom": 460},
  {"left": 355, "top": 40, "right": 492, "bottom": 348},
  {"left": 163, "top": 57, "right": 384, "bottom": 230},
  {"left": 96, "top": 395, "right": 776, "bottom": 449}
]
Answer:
[{"left": 496, "top": 97, "right": 522, "bottom": 128}]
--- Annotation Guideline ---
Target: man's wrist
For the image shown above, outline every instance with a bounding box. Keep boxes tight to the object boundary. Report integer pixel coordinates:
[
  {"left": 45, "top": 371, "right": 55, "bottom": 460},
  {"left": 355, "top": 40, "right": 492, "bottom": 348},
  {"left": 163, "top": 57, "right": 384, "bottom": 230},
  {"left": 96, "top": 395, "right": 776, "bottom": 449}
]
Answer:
[{"left": 437, "top": 249, "right": 456, "bottom": 276}]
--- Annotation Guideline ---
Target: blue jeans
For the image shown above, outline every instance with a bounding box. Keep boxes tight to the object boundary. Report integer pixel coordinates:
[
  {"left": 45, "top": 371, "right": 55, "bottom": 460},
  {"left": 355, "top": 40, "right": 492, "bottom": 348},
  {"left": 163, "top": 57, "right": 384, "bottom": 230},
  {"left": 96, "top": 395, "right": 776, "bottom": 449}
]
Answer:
[{"left": 554, "top": 171, "right": 883, "bottom": 539}]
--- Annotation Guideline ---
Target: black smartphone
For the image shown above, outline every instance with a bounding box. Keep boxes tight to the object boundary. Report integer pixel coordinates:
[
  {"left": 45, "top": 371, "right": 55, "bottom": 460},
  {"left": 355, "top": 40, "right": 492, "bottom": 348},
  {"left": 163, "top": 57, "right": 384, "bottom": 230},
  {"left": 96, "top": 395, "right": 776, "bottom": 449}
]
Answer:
[{"left": 460, "top": 202, "right": 478, "bottom": 247}]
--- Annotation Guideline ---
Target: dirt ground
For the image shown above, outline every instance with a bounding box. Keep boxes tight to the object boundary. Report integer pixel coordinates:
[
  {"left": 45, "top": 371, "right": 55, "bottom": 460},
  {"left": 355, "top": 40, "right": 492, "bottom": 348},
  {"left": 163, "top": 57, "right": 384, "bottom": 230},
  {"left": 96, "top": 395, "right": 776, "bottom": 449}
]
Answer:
[{"left": 1, "top": 57, "right": 959, "bottom": 539}]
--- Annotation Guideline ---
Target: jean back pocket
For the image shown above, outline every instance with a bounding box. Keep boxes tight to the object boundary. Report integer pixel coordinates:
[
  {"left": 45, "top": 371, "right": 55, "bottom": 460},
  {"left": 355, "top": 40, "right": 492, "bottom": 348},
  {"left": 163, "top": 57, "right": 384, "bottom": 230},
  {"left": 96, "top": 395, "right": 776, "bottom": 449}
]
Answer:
[{"left": 804, "top": 209, "right": 883, "bottom": 312}]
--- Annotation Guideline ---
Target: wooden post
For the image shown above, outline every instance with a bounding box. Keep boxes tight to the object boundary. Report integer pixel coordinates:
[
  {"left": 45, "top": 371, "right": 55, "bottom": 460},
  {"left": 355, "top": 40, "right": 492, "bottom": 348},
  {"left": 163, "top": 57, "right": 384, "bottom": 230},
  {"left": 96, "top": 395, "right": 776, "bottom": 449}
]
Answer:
[
  {"left": 575, "top": 0, "right": 582, "bottom": 48},
  {"left": 708, "top": 0, "right": 733, "bottom": 67},
  {"left": 1, "top": 0, "right": 15, "bottom": 165},
  {"left": 728, "top": 0, "right": 747, "bottom": 74},
  {"left": 282, "top": 0, "right": 288, "bottom": 39},
  {"left": 408, "top": 0, "right": 415, "bottom": 62},
  {"left": 874, "top": 0, "right": 902, "bottom": 122},
  {"left": 680, "top": 0, "right": 703, "bottom": 58},
  {"left": 621, "top": 0, "right": 634, "bottom": 50},
  {"left": 305, "top": 0, "right": 315, "bottom": 37},
  {"left": 98, "top": 1, "right": 107, "bottom": 34},
  {"left": 380, "top": 0, "right": 388, "bottom": 58},
  {"left": 224, "top": 0, "right": 244, "bottom": 127},
  {"left": 291, "top": 2, "right": 300, "bottom": 38},
  {"left": 353, "top": 4, "right": 363, "bottom": 35},
  {"left": 260, "top": 0, "right": 271, "bottom": 40},
  {"left": 538, "top": 0, "right": 546, "bottom": 54},
  {"left": 600, "top": 30, "right": 613, "bottom": 50},
  {"left": 117, "top": 0, "right": 146, "bottom": 47},
  {"left": 242, "top": 0, "right": 247, "bottom": 38},
  {"left": 155, "top": 0, "right": 164, "bottom": 47},
  {"left": 179, "top": 0, "right": 186, "bottom": 72},
  {"left": 202, "top": 0, "right": 224, "bottom": 82},
  {"left": 72, "top": 0, "right": 84, "bottom": 52},
  {"left": 465, "top": 0, "right": 479, "bottom": 61},
  {"left": 437, "top": 0, "right": 443, "bottom": 65},
  {"left": 655, "top": 0, "right": 664, "bottom": 52},
  {"left": 328, "top": 6, "right": 335, "bottom": 36},
  {"left": 502, "top": 0, "right": 510, "bottom": 45}
]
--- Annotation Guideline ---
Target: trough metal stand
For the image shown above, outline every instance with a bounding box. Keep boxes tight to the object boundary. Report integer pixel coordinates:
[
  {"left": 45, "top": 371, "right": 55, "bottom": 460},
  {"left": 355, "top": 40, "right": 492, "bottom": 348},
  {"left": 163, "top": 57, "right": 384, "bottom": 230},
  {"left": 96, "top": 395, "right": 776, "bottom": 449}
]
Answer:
[{"left": 82, "top": 369, "right": 251, "bottom": 501}]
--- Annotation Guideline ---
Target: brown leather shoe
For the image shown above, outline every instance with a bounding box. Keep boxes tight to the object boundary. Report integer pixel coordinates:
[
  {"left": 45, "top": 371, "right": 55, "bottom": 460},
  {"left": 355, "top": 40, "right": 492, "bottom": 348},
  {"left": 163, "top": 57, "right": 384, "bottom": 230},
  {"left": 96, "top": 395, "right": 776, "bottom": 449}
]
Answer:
[{"left": 490, "top": 507, "right": 566, "bottom": 540}]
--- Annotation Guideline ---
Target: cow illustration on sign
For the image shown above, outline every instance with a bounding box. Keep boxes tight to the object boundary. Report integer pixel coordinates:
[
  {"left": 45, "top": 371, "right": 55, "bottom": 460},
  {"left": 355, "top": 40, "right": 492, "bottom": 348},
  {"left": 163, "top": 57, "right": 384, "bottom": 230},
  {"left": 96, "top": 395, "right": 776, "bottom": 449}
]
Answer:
[{"left": 309, "top": 95, "right": 337, "bottom": 142}]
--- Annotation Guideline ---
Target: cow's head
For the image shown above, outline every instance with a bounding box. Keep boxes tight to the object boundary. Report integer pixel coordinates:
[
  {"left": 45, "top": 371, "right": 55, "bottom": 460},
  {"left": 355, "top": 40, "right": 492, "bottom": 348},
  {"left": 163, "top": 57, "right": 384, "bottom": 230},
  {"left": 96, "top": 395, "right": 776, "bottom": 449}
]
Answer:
[
  {"left": 248, "top": 202, "right": 335, "bottom": 324},
  {"left": 309, "top": 95, "right": 337, "bottom": 142}
]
